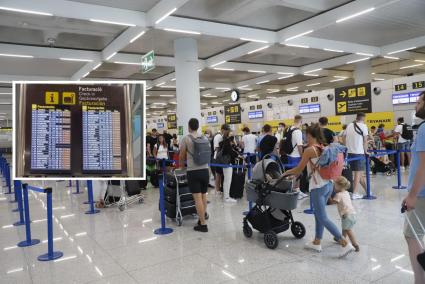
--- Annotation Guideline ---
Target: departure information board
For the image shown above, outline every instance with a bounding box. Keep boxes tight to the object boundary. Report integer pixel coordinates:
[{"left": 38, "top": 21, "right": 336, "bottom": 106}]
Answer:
[
  {"left": 31, "top": 105, "right": 71, "bottom": 171},
  {"left": 17, "top": 83, "right": 135, "bottom": 177}
]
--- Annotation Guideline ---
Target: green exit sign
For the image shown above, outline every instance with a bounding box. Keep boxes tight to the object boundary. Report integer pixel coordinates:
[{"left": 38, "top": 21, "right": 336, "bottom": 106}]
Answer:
[{"left": 141, "top": 50, "right": 155, "bottom": 73}]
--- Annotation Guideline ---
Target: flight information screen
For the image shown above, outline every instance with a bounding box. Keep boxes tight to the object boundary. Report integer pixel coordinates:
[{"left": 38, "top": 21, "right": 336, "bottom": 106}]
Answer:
[
  {"left": 31, "top": 105, "right": 71, "bottom": 171},
  {"left": 82, "top": 106, "right": 121, "bottom": 171},
  {"left": 19, "top": 83, "right": 133, "bottom": 177}
]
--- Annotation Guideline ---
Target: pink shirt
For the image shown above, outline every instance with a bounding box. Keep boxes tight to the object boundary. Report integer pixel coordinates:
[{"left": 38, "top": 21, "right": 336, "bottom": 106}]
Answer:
[{"left": 334, "top": 191, "right": 356, "bottom": 216}]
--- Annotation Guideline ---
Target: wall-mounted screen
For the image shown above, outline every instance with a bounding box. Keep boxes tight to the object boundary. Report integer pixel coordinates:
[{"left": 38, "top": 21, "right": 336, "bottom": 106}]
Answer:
[
  {"left": 299, "top": 104, "right": 321, "bottom": 114},
  {"left": 248, "top": 111, "right": 264, "bottom": 119},
  {"left": 392, "top": 92, "right": 421, "bottom": 105},
  {"left": 206, "top": 115, "right": 218, "bottom": 123}
]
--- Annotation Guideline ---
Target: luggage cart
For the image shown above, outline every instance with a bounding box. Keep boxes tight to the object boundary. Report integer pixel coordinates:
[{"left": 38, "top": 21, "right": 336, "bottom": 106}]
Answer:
[{"left": 172, "top": 169, "right": 197, "bottom": 226}]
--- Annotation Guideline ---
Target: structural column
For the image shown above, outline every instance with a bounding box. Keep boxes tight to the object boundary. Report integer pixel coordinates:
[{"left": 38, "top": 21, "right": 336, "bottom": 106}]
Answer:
[
  {"left": 174, "top": 38, "right": 201, "bottom": 135},
  {"left": 354, "top": 60, "right": 372, "bottom": 84}
]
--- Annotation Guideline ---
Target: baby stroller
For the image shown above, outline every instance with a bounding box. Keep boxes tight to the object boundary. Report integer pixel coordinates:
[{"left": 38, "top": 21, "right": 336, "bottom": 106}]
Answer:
[
  {"left": 243, "top": 154, "right": 306, "bottom": 249},
  {"left": 370, "top": 156, "right": 396, "bottom": 176},
  {"left": 104, "top": 180, "right": 144, "bottom": 211}
]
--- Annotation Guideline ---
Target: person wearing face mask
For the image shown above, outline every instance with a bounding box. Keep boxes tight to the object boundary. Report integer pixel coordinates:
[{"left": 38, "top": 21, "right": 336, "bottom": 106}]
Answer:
[{"left": 402, "top": 91, "right": 425, "bottom": 284}]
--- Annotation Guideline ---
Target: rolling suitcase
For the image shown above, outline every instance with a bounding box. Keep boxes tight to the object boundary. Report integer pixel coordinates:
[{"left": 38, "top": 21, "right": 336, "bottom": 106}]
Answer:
[
  {"left": 165, "top": 171, "right": 187, "bottom": 188},
  {"left": 342, "top": 164, "right": 354, "bottom": 193},
  {"left": 150, "top": 169, "right": 161, "bottom": 187},
  {"left": 402, "top": 206, "right": 425, "bottom": 270},
  {"left": 230, "top": 160, "right": 245, "bottom": 199},
  {"left": 125, "top": 180, "right": 142, "bottom": 196},
  {"left": 165, "top": 185, "right": 193, "bottom": 203}
]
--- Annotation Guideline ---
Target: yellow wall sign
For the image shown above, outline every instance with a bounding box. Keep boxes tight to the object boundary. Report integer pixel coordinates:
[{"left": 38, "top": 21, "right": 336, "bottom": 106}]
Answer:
[
  {"left": 365, "top": 112, "right": 395, "bottom": 130},
  {"left": 62, "top": 92, "right": 76, "bottom": 105},
  {"left": 337, "top": 102, "right": 347, "bottom": 114},
  {"left": 45, "top": 91, "right": 59, "bottom": 105},
  {"left": 326, "top": 116, "right": 343, "bottom": 132}
]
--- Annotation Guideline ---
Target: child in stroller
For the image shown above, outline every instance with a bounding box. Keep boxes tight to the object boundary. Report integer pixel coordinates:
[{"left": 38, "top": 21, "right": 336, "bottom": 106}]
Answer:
[
  {"left": 370, "top": 155, "right": 396, "bottom": 176},
  {"left": 243, "top": 154, "right": 306, "bottom": 249}
]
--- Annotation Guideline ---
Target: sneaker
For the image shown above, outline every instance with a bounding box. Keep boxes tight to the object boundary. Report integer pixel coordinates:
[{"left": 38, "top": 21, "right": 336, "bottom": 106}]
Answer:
[
  {"left": 401, "top": 166, "right": 406, "bottom": 172},
  {"left": 297, "top": 192, "right": 308, "bottom": 200},
  {"left": 224, "top": 197, "right": 237, "bottom": 203},
  {"left": 339, "top": 243, "right": 355, "bottom": 258},
  {"left": 205, "top": 212, "right": 209, "bottom": 220},
  {"left": 304, "top": 242, "right": 322, "bottom": 252},
  {"left": 351, "top": 193, "right": 363, "bottom": 200},
  {"left": 353, "top": 244, "right": 360, "bottom": 252},
  {"left": 194, "top": 224, "right": 208, "bottom": 233}
]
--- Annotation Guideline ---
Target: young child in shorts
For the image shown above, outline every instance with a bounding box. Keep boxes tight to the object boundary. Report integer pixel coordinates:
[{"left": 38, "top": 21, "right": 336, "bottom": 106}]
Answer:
[{"left": 330, "top": 176, "right": 360, "bottom": 252}]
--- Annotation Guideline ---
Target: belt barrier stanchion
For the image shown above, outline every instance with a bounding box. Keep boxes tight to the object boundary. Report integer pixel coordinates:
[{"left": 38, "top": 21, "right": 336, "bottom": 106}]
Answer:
[
  {"left": 363, "top": 154, "right": 376, "bottom": 200},
  {"left": 37, "top": 187, "right": 63, "bottom": 261},
  {"left": 4, "top": 162, "right": 12, "bottom": 195},
  {"left": 73, "top": 180, "right": 82, "bottom": 194},
  {"left": 85, "top": 180, "right": 99, "bottom": 214},
  {"left": 13, "top": 180, "right": 25, "bottom": 226},
  {"left": 17, "top": 183, "right": 40, "bottom": 247},
  {"left": 393, "top": 149, "right": 407, "bottom": 190},
  {"left": 154, "top": 172, "right": 173, "bottom": 235},
  {"left": 83, "top": 180, "right": 91, "bottom": 204},
  {"left": 67, "top": 180, "right": 72, "bottom": 188},
  {"left": 243, "top": 153, "right": 253, "bottom": 216}
]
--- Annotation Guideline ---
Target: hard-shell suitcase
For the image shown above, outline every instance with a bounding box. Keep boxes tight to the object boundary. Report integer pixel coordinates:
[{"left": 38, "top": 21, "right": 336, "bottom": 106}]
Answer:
[
  {"left": 163, "top": 199, "right": 196, "bottom": 219},
  {"left": 150, "top": 169, "right": 161, "bottom": 187},
  {"left": 126, "top": 180, "right": 142, "bottom": 196},
  {"left": 402, "top": 206, "right": 425, "bottom": 270},
  {"left": 230, "top": 161, "right": 245, "bottom": 199},
  {"left": 165, "top": 171, "right": 187, "bottom": 188},
  {"left": 164, "top": 185, "right": 193, "bottom": 203}
]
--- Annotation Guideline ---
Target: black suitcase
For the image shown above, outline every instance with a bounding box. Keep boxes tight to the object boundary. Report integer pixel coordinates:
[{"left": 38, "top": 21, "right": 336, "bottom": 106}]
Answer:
[
  {"left": 164, "top": 185, "right": 193, "bottom": 203},
  {"left": 165, "top": 172, "right": 188, "bottom": 188},
  {"left": 140, "top": 180, "right": 148, "bottom": 190},
  {"left": 342, "top": 164, "right": 354, "bottom": 193},
  {"left": 230, "top": 168, "right": 245, "bottom": 199},
  {"left": 126, "top": 181, "right": 142, "bottom": 196},
  {"left": 150, "top": 169, "right": 161, "bottom": 187},
  {"left": 162, "top": 199, "right": 196, "bottom": 218}
]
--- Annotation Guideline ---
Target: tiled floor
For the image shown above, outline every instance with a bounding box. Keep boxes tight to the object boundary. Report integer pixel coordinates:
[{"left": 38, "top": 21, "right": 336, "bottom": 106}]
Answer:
[{"left": 0, "top": 173, "right": 415, "bottom": 284}]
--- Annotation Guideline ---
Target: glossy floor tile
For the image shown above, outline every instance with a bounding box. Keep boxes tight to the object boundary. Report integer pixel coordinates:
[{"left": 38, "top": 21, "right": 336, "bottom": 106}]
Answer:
[{"left": 0, "top": 172, "right": 417, "bottom": 283}]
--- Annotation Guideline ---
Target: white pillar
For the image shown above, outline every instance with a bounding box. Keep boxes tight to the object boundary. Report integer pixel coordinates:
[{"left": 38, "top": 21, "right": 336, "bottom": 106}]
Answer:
[
  {"left": 174, "top": 38, "right": 201, "bottom": 135},
  {"left": 354, "top": 60, "right": 372, "bottom": 84}
]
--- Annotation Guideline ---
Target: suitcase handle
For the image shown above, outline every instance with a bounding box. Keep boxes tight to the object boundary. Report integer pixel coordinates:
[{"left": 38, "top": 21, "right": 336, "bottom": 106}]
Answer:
[{"left": 402, "top": 206, "right": 425, "bottom": 250}]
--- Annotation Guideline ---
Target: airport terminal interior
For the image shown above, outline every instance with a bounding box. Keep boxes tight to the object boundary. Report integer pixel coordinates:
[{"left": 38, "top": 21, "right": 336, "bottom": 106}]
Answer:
[{"left": 1, "top": 0, "right": 425, "bottom": 283}]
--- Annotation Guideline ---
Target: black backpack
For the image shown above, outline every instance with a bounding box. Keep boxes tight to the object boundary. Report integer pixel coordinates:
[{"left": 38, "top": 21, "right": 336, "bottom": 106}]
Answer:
[
  {"left": 401, "top": 124, "right": 414, "bottom": 140},
  {"left": 280, "top": 127, "right": 299, "bottom": 155}
]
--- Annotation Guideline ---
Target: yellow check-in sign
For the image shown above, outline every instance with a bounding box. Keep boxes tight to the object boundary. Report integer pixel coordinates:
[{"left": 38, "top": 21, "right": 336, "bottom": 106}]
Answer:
[{"left": 45, "top": 92, "right": 59, "bottom": 105}]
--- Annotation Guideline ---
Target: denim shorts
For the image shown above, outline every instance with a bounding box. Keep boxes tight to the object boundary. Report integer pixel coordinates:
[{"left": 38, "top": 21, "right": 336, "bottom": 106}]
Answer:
[
  {"left": 348, "top": 153, "right": 365, "bottom": 171},
  {"left": 397, "top": 142, "right": 410, "bottom": 152},
  {"left": 341, "top": 213, "right": 356, "bottom": 230}
]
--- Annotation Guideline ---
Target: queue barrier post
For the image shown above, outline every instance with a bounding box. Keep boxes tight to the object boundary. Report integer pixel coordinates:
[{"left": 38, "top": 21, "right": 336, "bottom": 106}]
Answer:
[
  {"left": 4, "top": 162, "right": 12, "bottom": 195},
  {"left": 73, "top": 180, "right": 82, "bottom": 194},
  {"left": 85, "top": 180, "right": 100, "bottom": 214},
  {"left": 243, "top": 153, "right": 253, "bottom": 216},
  {"left": 13, "top": 180, "right": 25, "bottom": 226},
  {"left": 17, "top": 183, "right": 40, "bottom": 247},
  {"left": 363, "top": 155, "right": 376, "bottom": 200},
  {"left": 154, "top": 173, "right": 173, "bottom": 235},
  {"left": 67, "top": 180, "right": 72, "bottom": 188},
  {"left": 393, "top": 149, "right": 407, "bottom": 190},
  {"left": 38, "top": 187, "right": 63, "bottom": 261}
]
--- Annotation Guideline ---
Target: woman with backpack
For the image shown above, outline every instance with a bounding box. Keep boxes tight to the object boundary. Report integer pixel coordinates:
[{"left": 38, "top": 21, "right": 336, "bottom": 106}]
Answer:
[{"left": 282, "top": 123, "right": 355, "bottom": 257}]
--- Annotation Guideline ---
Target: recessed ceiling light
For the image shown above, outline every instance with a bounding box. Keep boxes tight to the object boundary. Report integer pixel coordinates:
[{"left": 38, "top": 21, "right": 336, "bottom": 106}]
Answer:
[
  {"left": 129, "top": 31, "right": 146, "bottom": 43},
  {"left": 92, "top": 63, "right": 102, "bottom": 70},
  {"left": 387, "top": 47, "right": 416, "bottom": 55},
  {"left": 414, "top": 60, "right": 425, "bottom": 63},
  {"left": 330, "top": 78, "right": 346, "bottom": 82},
  {"left": 346, "top": 57, "right": 370, "bottom": 64},
  {"left": 400, "top": 63, "right": 423, "bottom": 70},
  {"left": 324, "top": 48, "right": 344, "bottom": 53},
  {"left": 284, "top": 30, "right": 314, "bottom": 42},
  {"left": 240, "top": 38, "right": 269, "bottom": 43},
  {"left": 356, "top": 52, "right": 374, "bottom": 56},
  {"left": 160, "top": 94, "right": 174, "bottom": 97},
  {"left": 383, "top": 56, "right": 399, "bottom": 60},
  {"left": 82, "top": 72, "right": 90, "bottom": 78},
  {"left": 213, "top": 68, "right": 234, "bottom": 71},
  {"left": 113, "top": 61, "right": 141, "bottom": 65},
  {"left": 248, "top": 70, "right": 266, "bottom": 73},
  {"left": 285, "top": 44, "right": 309, "bottom": 49},
  {"left": 333, "top": 76, "right": 348, "bottom": 79},
  {"left": 247, "top": 45, "right": 270, "bottom": 54},
  {"left": 90, "top": 19, "right": 135, "bottom": 27},
  {"left": 306, "top": 82, "right": 321, "bottom": 86},
  {"left": 60, "top": 58, "right": 93, "bottom": 62},
  {"left": 0, "top": 6, "right": 53, "bottom": 16},
  {"left": 256, "top": 80, "right": 269, "bottom": 85},
  {"left": 304, "top": 68, "right": 322, "bottom": 74},
  {"left": 336, "top": 7, "right": 375, "bottom": 23},
  {"left": 278, "top": 75, "right": 293, "bottom": 79},
  {"left": 156, "top": 82, "right": 165, "bottom": 87},
  {"left": 303, "top": 74, "right": 319, "bottom": 77},
  {"left": 211, "top": 61, "right": 226, "bottom": 68},
  {"left": 155, "top": 7, "right": 177, "bottom": 24},
  {"left": 266, "top": 96, "right": 277, "bottom": 99},
  {"left": 163, "top": 28, "right": 201, "bottom": 35},
  {"left": 105, "top": 52, "right": 117, "bottom": 60},
  {"left": 0, "top": 53, "right": 33, "bottom": 58},
  {"left": 373, "top": 78, "right": 385, "bottom": 81}
]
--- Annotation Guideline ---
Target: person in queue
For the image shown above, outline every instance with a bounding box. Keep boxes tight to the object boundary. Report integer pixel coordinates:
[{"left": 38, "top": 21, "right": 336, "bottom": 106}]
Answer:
[
  {"left": 154, "top": 134, "right": 169, "bottom": 160},
  {"left": 179, "top": 118, "right": 210, "bottom": 233},
  {"left": 343, "top": 112, "right": 368, "bottom": 200},
  {"left": 394, "top": 117, "right": 412, "bottom": 171},
  {"left": 213, "top": 124, "right": 230, "bottom": 194},
  {"left": 241, "top": 127, "right": 257, "bottom": 165},
  {"left": 259, "top": 124, "right": 277, "bottom": 158},
  {"left": 275, "top": 122, "right": 286, "bottom": 142},
  {"left": 282, "top": 124, "right": 355, "bottom": 257},
  {"left": 338, "top": 124, "right": 347, "bottom": 144},
  {"left": 402, "top": 91, "right": 425, "bottom": 284},
  {"left": 162, "top": 130, "right": 173, "bottom": 150},
  {"left": 221, "top": 136, "right": 241, "bottom": 203},
  {"left": 318, "top": 117, "right": 338, "bottom": 145}
]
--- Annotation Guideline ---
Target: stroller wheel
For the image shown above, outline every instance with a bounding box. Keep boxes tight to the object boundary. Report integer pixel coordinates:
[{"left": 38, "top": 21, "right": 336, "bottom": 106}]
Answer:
[
  {"left": 243, "top": 224, "right": 253, "bottom": 238},
  {"left": 291, "top": 221, "right": 306, "bottom": 239},
  {"left": 264, "top": 231, "right": 278, "bottom": 249}
]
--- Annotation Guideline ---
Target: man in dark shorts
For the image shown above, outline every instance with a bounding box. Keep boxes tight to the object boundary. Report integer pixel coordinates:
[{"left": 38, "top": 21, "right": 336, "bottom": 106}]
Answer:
[{"left": 179, "top": 118, "right": 210, "bottom": 232}]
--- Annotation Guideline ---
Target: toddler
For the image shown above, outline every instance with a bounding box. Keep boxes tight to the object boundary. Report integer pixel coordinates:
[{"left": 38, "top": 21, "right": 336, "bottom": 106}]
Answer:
[{"left": 331, "top": 176, "right": 359, "bottom": 252}]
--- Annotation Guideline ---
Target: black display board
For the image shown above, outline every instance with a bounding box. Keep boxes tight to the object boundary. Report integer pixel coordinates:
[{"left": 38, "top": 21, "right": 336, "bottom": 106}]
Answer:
[
  {"left": 20, "top": 84, "right": 131, "bottom": 177},
  {"left": 167, "top": 114, "right": 177, "bottom": 129},
  {"left": 334, "top": 83, "right": 372, "bottom": 115},
  {"left": 224, "top": 104, "right": 241, "bottom": 124}
]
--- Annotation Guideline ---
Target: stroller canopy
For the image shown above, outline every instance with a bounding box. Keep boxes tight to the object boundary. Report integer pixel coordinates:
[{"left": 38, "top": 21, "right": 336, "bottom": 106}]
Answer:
[{"left": 252, "top": 158, "right": 283, "bottom": 182}]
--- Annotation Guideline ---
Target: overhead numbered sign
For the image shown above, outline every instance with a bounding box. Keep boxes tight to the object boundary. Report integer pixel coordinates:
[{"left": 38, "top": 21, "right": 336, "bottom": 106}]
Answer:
[
  {"left": 334, "top": 83, "right": 372, "bottom": 115},
  {"left": 224, "top": 104, "right": 241, "bottom": 124},
  {"left": 141, "top": 50, "right": 155, "bottom": 73},
  {"left": 167, "top": 114, "right": 177, "bottom": 129}
]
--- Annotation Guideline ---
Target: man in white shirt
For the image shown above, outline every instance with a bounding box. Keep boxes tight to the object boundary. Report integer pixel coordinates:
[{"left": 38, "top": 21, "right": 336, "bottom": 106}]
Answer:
[
  {"left": 343, "top": 112, "right": 369, "bottom": 200},
  {"left": 241, "top": 127, "right": 257, "bottom": 165},
  {"left": 394, "top": 117, "right": 411, "bottom": 171}
]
